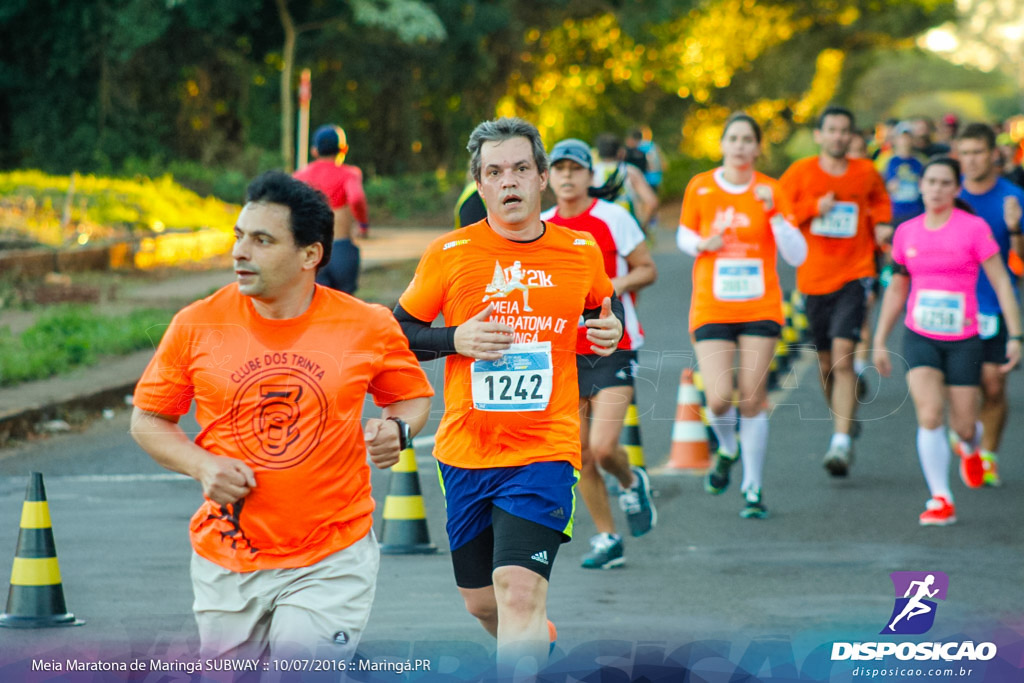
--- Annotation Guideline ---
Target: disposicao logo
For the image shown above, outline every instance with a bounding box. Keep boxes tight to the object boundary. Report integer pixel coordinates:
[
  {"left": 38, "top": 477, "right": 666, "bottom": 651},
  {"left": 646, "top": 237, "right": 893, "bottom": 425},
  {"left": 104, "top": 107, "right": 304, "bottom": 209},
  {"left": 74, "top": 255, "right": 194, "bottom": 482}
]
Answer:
[
  {"left": 831, "top": 571, "right": 998, "bottom": 663},
  {"left": 882, "top": 571, "right": 948, "bottom": 635}
]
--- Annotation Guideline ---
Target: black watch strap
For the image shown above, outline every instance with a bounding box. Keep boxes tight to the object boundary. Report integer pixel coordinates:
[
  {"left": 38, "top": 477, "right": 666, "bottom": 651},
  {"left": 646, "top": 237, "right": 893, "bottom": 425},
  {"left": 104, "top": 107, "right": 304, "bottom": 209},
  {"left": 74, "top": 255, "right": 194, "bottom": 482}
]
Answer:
[{"left": 386, "top": 416, "right": 411, "bottom": 451}]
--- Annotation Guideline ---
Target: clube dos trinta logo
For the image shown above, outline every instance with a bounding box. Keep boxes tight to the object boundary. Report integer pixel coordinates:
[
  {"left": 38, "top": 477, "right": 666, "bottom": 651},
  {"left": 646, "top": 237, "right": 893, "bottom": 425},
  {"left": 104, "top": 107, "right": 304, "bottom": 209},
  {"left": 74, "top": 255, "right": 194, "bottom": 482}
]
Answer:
[{"left": 831, "top": 571, "right": 998, "bottom": 663}]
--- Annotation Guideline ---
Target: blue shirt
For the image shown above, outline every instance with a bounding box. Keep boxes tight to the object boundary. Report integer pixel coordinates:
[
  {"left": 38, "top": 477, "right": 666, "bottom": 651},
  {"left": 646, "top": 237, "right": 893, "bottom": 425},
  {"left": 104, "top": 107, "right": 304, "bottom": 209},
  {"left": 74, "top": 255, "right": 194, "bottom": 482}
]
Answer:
[
  {"left": 959, "top": 177, "right": 1024, "bottom": 314},
  {"left": 883, "top": 155, "right": 924, "bottom": 224}
]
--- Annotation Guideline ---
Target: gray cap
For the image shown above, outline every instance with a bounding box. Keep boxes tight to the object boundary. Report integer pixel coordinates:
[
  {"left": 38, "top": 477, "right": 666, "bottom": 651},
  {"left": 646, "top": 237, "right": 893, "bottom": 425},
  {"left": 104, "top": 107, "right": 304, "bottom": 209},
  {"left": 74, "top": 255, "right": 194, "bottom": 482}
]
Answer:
[
  {"left": 549, "top": 138, "right": 592, "bottom": 170},
  {"left": 893, "top": 121, "right": 913, "bottom": 136}
]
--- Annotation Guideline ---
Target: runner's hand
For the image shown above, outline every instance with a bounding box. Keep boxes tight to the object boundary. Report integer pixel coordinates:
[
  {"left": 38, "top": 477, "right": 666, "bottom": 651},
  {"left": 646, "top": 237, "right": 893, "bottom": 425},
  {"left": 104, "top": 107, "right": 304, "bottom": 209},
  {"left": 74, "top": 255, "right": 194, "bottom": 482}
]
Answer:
[
  {"left": 872, "top": 346, "right": 892, "bottom": 378},
  {"left": 818, "top": 192, "right": 836, "bottom": 216},
  {"left": 364, "top": 418, "right": 402, "bottom": 469},
  {"left": 1001, "top": 339, "right": 1021, "bottom": 374},
  {"left": 698, "top": 233, "right": 724, "bottom": 253},
  {"left": 754, "top": 184, "right": 774, "bottom": 212},
  {"left": 586, "top": 297, "right": 622, "bottom": 356},
  {"left": 454, "top": 303, "right": 514, "bottom": 360},
  {"left": 197, "top": 454, "right": 255, "bottom": 505},
  {"left": 874, "top": 222, "right": 894, "bottom": 247}
]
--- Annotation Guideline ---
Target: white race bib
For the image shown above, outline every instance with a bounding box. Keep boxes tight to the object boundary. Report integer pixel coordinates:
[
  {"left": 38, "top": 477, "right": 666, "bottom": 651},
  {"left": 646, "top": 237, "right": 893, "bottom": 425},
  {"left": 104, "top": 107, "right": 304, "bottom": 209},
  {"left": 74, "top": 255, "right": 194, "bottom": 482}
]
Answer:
[
  {"left": 913, "top": 290, "right": 965, "bottom": 336},
  {"left": 471, "top": 342, "right": 553, "bottom": 412},
  {"left": 713, "top": 258, "right": 765, "bottom": 301},
  {"left": 977, "top": 313, "right": 999, "bottom": 340},
  {"left": 810, "top": 201, "right": 859, "bottom": 238}
]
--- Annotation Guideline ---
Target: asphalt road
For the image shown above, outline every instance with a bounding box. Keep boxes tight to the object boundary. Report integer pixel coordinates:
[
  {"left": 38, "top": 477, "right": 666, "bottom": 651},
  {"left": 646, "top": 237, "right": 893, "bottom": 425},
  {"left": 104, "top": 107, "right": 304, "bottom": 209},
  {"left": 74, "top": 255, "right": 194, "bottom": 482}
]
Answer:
[{"left": 0, "top": 238, "right": 1021, "bottom": 682}]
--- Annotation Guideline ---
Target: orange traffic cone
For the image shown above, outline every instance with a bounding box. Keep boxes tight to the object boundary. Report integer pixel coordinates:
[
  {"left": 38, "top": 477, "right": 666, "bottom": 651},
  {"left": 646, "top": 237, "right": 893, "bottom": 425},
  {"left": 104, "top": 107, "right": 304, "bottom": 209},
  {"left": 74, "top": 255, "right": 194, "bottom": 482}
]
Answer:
[
  {"left": 662, "top": 369, "right": 711, "bottom": 471},
  {"left": 0, "top": 472, "right": 83, "bottom": 628},
  {"left": 379, "top": 445, "right": 438, "bottom": 555}
]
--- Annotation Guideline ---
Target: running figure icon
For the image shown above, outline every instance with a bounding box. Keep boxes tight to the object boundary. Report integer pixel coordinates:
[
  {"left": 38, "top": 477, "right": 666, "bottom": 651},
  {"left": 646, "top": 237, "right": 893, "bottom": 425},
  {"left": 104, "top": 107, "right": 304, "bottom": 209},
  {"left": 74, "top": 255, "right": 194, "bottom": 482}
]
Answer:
[{"left": 888, "top": 574, "right": 939, "bottom": 632}]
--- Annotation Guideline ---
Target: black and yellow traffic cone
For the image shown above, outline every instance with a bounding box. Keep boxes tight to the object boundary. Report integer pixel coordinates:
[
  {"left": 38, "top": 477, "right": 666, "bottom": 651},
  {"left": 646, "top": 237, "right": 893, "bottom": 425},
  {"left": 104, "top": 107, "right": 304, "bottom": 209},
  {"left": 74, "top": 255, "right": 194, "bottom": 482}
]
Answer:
[
  {"left": 621, "top": 399, "right": 646, "bottom": 470},
  {"left": 0, "top": 472, "right": 83, "bottom": 628},
  {"left": 379, "top": 446, "right": 438, "bottom": 555}
]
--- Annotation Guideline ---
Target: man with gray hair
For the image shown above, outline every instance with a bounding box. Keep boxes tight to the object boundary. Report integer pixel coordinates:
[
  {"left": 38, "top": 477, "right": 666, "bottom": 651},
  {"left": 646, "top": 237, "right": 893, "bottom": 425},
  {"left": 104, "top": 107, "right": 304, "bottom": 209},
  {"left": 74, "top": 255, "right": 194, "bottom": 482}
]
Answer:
[{"left": 393, "top": 117, "right": 625, "bottom": 674}]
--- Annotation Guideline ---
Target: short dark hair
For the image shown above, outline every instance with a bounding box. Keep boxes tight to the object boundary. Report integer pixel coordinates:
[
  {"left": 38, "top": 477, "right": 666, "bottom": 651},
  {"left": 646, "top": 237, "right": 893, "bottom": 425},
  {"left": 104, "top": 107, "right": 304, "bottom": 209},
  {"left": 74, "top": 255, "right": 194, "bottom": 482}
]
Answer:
[
  {"left": 595, "top": 133, "right": 622, "bottom": 159},
  {"left": 817, "top": 105, "right": 855, "bottom": 130},
  {"left": 245, "top": 171, "right": 334, "bottom": 269},
  {"left": 956, "top": 122, "right": 996, "bottom": 150},
  {"left": 467, "top": 117, "right": 548, "bottom": 182},
  {"left": 722, "top": 112, "right": 762, "bottom": 144}
]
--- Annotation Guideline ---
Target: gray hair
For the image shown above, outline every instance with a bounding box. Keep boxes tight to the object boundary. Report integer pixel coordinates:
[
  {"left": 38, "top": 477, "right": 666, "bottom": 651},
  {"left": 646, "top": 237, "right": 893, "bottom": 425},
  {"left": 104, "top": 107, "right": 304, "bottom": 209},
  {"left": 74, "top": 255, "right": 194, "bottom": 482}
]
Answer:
[{"left": 467, "top": 117, "right": 549, "bottom": 182}]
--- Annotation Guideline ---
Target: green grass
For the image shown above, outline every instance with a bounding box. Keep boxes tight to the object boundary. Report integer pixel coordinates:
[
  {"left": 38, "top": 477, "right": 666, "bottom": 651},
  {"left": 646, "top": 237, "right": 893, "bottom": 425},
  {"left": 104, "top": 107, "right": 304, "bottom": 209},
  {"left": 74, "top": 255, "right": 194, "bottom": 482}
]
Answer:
[{"left": 0, "top": 306, "right": 172, "bottom": 387}]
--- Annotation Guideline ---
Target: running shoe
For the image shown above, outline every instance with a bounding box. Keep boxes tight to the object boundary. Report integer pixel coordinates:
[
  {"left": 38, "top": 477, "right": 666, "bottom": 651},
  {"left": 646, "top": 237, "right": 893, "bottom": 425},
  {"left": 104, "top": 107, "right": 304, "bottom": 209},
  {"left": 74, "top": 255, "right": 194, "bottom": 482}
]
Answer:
[
  {"left": 619, "top": 466, "right": 657, "bottom": 537},
  {"left": 739, "top": 488, "right": 768, "bottom": 519},
  {"left": 580, "top": 533, "right": 624, "bottom": 569},
  {"left": 704, "top": 448, "right": 739, "bottom": 494},
  {"left": 823, "top": 442, "right": 853, "bottom": 477},
  {"left": 547, "top": 619, "right": 558, "bottom": 655},
  {"left": 956, "top": 443, "right": 985, "bottom": 489},
  {"left": 919, "top": 495, "right": 956, "bottom": 526},
  {"left": 980, "top": 451, "right": 1001, "bottom": 487}
]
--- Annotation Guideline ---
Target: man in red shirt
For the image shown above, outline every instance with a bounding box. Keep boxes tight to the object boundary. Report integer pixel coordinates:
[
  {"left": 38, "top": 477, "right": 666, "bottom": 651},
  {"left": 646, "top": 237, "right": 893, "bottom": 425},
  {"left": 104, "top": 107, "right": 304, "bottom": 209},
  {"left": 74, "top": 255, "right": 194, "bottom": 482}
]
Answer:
[{"left": 293, "top": 124, "right": 369, "bottom": 293}]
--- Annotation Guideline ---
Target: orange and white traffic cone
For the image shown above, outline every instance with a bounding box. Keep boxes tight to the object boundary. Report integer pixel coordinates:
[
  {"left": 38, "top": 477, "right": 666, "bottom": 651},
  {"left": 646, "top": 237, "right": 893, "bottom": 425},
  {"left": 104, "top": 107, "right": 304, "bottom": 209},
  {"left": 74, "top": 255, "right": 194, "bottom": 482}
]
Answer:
[{"left": 660, "top": 369, "right": 711, "bottom": 472}]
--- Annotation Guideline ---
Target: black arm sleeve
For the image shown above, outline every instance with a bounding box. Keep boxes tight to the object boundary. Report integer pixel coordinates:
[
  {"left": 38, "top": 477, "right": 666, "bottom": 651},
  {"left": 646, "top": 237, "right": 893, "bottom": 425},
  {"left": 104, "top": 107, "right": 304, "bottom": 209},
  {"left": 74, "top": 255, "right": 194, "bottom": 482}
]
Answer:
[
  {"left": 393, "top": 304, "right": 458, "bottom": 362},
  {"left": 581, "top": 293, "right": 626, "bottom": 341},
  {"left": 891, "top": 262, "right": 909, "bottom": 277}
]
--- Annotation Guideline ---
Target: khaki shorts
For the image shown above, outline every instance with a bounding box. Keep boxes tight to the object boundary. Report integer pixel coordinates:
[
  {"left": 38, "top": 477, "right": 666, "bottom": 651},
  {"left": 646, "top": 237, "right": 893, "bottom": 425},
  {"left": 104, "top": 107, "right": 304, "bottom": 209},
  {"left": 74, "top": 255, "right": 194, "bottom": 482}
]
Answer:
[{"left": 191, "top": 531, "right": 379, "bottom": 660}]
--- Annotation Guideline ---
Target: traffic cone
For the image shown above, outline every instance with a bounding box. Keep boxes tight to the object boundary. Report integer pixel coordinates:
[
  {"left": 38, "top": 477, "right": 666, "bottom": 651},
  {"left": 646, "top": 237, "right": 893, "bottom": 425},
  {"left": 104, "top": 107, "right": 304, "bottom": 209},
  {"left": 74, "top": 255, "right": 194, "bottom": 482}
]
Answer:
[
  {"left": 0, "top": 472, "right": 83, "bottom": 628},
  {"left": 789, "top": 290, "right": 811, "bottom": 344},
  {"left": 662, "top": 369, "right": 711, "bottom": 471},
  {"left": 621, "top": 399, "right": 646, "bottom": 470},
  {"left": 379, "top": 445, "right": 437, "bottom": 555}
]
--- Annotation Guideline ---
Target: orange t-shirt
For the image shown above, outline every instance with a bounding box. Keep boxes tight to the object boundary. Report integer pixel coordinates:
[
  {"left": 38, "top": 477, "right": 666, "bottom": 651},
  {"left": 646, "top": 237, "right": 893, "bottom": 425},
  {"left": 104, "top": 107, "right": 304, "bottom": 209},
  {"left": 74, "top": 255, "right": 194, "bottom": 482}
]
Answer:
[
  {"left": 398, "top": 219, "right": 614, "bottom": 470},
  {"left": 133, "top": 285, "right": 433, "bottom": 572},
  {"left": 680, "top": 169, "right": 792, "bottom": 331},
  {"left": 779, "top": 156, "right": 892, "bottom": 295}
]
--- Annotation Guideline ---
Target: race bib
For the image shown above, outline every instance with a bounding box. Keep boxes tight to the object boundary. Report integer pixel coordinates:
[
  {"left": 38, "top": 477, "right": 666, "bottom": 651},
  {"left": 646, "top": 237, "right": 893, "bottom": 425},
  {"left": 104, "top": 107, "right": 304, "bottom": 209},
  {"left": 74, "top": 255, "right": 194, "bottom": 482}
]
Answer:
[
  {"left": 913, "top": 290, "right": 965, "bottom": 336},
  {"left": 977, "top": 313, "right": 999, "bottom": 340},
  {"left": 713, "top": 258, "right": 765, "bottom": 301},
  {"left": 471, "top": 342, "right": 553, "bottom": 412},
  {"left": 810, "top": 201, "right": 859, "bottom": 238}
]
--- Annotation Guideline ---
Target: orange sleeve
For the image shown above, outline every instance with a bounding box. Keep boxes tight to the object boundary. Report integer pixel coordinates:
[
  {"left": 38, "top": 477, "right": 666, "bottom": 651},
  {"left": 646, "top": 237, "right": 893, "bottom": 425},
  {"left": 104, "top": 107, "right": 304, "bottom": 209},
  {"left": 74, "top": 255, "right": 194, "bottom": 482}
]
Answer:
[
  {"left": 398, "top": 241, "right": 446, "bottom": 322},
  {"left": 366, "top": 305, "right": 434, "bottom": 407},
  {"left": 779, "top": 163, "right": 819, "bottom": 228},
  {"left": 680, "top": 175, "right": 702, "bottom": 230},
  {"left": 132, "top": 315, "right": 195, "bottom": 417}
]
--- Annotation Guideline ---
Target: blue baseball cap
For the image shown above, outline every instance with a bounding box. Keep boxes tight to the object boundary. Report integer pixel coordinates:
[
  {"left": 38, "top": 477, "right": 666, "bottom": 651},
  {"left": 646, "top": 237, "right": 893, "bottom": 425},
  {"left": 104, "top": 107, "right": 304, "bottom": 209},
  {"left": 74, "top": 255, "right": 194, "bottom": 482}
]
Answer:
[{"left": 549, "top": 138, "right": 592, "bottom": 170}]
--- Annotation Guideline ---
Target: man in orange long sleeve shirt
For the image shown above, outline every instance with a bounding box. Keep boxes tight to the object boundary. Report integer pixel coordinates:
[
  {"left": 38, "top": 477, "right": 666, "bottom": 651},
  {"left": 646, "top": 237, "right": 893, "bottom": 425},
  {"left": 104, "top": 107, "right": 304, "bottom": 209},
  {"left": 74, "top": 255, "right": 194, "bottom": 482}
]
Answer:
[{"left": 779, "top": 106, "right": 892, "bottom": 476}]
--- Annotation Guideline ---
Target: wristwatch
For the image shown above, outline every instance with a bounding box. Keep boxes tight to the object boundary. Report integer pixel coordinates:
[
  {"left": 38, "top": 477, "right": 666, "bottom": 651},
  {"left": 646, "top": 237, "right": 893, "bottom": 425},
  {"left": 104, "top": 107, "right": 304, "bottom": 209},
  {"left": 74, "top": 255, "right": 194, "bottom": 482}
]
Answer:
[{"left": 386, "top": 416, "right": 411, "bottom": 451}]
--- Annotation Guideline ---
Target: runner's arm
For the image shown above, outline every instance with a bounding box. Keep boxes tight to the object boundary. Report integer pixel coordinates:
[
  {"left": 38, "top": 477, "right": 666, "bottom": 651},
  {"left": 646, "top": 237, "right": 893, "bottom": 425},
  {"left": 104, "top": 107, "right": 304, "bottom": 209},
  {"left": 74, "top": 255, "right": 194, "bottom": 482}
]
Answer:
[
  {"left": 392, "top": 304, "right": 458, "bottom": 361},
  {"left": 770, "top": 215, "right": 807, "bottom": 266},
  {"left": 344, "top": 172, "right": 369, "bottom": 226},
  {"left": 872, "top": 269, "right": 909, "bottom": 347},
  {"left": 614, "top": 242, "right": 657, "bottom": 295},
  {"left": 129, "top": 407, "right": 256, "bottom": 505},
  {"left": 627, "top": 165, "right": 659, "bottom": 227}
]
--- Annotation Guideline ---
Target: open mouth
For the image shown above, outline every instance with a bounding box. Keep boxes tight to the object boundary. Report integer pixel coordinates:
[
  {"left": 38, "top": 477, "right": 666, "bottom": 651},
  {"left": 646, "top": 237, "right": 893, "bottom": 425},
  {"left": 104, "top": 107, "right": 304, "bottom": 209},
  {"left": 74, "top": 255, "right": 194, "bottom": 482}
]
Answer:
[{"left": 502, "top": 195, "right": 522, "bottom": 208}]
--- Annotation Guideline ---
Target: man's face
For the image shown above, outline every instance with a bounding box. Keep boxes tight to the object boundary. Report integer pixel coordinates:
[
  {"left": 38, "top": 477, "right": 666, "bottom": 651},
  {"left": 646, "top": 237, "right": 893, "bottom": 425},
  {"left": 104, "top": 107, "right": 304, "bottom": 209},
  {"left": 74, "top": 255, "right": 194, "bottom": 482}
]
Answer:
[
  {"left": 956, "top": 137, "right": 997, "bottom": 184},
  {"left": 550, "top": 159, "right": 592, "bottom": 204},
  {"left": 815, "top": 114, "right": 853, "bottom": 160},
  {"left": 477, "top": 137, "right": 548, "bottom": 231},
  {"left": 232, "top": 202, "right": 318, "bottom": 300}
]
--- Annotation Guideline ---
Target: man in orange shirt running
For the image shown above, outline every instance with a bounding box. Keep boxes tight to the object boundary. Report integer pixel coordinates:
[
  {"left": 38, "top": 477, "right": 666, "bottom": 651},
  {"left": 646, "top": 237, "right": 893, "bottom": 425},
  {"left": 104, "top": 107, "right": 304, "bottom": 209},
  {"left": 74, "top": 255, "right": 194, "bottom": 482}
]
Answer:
[
  {"left": 130, "top": 171, "right": 433, "bottom": 661},
  {"left": 780, "top": 106, "right": 892, "bottom": 476},
  {"left": 394, "top": 117, "right": 623, "bottom": 676}
]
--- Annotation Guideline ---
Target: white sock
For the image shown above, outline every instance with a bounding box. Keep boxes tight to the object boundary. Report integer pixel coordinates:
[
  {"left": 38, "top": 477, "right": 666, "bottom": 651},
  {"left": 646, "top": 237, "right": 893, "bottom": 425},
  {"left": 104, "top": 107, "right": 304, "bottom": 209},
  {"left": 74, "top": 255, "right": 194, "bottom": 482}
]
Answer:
[
  {"left": 829, "top": 432, "right": 852, "bottom": 451},
  {"left": 708, "top": 406, "right": 739, "bottom": 456},
  {"left": 917, "top": 426, "right": 953, "bottom": 499},
  {"left": 739, "top": 411, "right": 769, "bottom": 493},
  {"left": 854, "top": 359, "right": 867, "bottom": 376},
  {"left": 956, "top": 421, "right": 983, "bottom": 454}
]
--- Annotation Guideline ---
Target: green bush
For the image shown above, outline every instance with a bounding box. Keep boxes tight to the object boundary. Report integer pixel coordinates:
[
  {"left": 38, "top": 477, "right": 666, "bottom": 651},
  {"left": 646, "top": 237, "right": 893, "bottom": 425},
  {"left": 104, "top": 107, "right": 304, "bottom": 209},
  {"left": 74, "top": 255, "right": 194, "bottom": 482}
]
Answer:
[
  {"left": 0, "top": 306, "right": 172, "bottom": 387},
  {"left": 659, "top": 155, "right": 717, "bottom": 201},
  {"left": 364, "top": 172, "right": 460, "bottom": 221}
]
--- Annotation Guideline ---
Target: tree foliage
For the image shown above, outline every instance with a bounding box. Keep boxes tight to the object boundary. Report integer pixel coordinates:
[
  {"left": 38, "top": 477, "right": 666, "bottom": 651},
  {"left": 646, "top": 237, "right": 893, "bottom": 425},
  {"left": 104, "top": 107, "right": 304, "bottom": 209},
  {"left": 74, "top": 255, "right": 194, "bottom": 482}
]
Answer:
[{"left": 0, "top": 0, "right": 958, "bottom": 188}]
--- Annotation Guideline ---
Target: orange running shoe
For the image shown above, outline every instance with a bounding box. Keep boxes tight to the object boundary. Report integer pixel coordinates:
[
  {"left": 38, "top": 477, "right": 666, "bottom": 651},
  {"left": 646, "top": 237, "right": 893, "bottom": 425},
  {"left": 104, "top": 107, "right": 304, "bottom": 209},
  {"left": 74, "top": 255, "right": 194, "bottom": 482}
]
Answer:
[{"left": 956, "top": 443, "right": 985, "bottom": 489}]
